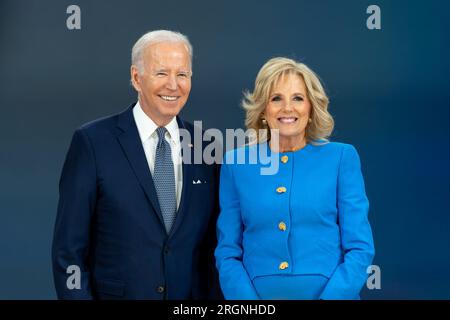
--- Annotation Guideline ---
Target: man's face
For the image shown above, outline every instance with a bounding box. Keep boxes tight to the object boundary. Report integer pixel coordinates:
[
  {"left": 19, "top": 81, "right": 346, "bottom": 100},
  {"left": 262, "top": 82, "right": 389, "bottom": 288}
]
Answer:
[{"left": 131, "top": 41, "right": 192, "bottom": 126}]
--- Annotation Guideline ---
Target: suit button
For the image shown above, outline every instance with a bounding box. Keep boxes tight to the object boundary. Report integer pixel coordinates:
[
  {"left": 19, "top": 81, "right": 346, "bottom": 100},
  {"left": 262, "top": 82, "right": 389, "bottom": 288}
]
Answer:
[
  {"left": 279, "top": 261, "right": 289, "bottom": 270},
  {"left": 278, "top": 221, "right": 287, "bottom": 231},
  {"left": 276, "top": 186, "right": 287, "bottom": 193},
  {"left": 156, "top": 286, "right": 165, "bottom": 293},
  {"left": 281, "top": 155, "right": 289, "bottom": 164},
  {"left": 164, "top": 247, "right": 170, "bottom": 254}
]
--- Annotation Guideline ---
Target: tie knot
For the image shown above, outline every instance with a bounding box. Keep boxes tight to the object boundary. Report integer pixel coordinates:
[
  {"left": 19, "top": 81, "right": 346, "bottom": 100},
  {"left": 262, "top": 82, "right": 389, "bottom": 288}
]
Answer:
[{"left": 156, "top": 127, "right": 168, "bottom": 143}]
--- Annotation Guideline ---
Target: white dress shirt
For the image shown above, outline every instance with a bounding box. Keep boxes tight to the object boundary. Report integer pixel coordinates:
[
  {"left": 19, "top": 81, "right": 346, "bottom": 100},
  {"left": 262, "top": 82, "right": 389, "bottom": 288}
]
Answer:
[{"left": 133, "top": 101, "right": 183, "bottom": 209}]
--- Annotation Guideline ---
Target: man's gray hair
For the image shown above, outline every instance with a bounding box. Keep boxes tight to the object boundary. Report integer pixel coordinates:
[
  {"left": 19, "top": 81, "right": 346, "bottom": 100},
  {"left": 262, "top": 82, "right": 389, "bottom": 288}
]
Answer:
[{"left": 131, "top": 30, "right": 193, "bottom": 74}]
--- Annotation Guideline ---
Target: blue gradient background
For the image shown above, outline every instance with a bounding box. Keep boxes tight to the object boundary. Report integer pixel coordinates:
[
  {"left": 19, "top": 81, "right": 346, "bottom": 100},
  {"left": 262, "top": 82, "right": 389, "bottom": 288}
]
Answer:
[{"left": 0, "top": 0, "right": 449, "bottom": 299}]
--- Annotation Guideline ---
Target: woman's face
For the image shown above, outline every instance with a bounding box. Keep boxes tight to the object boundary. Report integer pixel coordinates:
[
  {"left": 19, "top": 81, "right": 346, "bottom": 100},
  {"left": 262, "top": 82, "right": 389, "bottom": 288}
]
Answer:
[{"left": 264, "top": 73, "right": 311, "bottom": 143}]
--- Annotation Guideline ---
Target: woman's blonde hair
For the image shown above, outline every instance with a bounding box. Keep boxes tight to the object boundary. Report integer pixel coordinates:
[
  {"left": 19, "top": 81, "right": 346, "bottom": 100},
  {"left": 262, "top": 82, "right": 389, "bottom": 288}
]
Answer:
[{"left": 242, "top": 57, "right": 334, "bottom": 145}]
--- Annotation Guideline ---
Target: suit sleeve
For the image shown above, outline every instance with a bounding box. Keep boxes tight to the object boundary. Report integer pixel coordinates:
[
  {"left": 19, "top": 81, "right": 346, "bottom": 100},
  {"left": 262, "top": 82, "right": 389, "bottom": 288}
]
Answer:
[
  {"left": 52, "top": 129, "right": 97, "bottom": 299},
  {"left": 214, "top": 161, "right": 260, "bottom": 300},
  {"left": 319, "top": 144, "right": 375, "bottom": 300}
]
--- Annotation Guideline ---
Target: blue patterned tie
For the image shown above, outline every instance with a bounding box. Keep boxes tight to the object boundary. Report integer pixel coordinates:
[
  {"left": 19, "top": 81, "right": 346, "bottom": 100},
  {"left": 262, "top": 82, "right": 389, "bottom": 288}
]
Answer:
[{"left": 154, "top": 127, "right": 177, "bottom": 234}]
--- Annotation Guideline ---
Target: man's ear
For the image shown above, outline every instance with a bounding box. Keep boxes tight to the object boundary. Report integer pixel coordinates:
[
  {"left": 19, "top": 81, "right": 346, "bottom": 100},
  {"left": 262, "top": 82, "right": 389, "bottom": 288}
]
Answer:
[{"left": 130, "top": 65, "right": 141, "bottom": 92}]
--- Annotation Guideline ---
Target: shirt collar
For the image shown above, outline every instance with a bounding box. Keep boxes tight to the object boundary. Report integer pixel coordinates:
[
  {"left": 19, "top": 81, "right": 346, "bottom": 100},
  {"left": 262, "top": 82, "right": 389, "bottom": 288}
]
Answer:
[{"left": 133, "top": 100, "right": 180, "bottom": 144}]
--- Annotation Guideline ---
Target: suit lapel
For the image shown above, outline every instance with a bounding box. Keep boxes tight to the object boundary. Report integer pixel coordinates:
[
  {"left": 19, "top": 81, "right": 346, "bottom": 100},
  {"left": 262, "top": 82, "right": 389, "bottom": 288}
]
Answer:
[
  {"left": 168, "top": 117, "right": 195, "bottom": 238},
  {"left": 115, "top": 104, "right": 165, "bottom": 229}
]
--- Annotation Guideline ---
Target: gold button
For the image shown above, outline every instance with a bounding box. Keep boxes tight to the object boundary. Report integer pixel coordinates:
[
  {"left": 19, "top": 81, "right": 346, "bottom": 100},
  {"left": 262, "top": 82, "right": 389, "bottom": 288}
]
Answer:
[
  {"left": 281, "top": 155, "right": 289, "bottom": 163},
  {"left": 279, "top": 261, "right": 289, "bottom": 270},
  {"left": 278, "top": 221, "right": 287, "bottom": 231},
  {"left": 276, "top": 186, "right": 287, "bottom": 193}
]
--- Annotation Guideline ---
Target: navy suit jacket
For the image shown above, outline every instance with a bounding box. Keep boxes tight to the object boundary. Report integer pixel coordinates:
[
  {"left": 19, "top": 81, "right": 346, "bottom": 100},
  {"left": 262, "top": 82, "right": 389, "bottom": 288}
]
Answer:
[{"left": 52, "top": 103, "right": 222, "bottom": 299}]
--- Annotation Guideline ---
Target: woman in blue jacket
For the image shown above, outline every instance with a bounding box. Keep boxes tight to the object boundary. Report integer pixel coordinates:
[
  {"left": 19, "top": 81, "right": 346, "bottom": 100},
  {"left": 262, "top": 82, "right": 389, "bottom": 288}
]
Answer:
[{"left": 215, "top": 57, "right": 375, "bottom": 300}]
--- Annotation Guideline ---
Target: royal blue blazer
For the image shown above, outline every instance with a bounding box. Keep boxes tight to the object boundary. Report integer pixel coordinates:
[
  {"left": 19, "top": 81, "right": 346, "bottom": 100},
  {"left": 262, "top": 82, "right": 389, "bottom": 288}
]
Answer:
[
  {"left": 215, "top": 142, "right": 375, "bottom": 299},
  {"left": 52, "top": 103, "right": 222, "bottom": 299}
]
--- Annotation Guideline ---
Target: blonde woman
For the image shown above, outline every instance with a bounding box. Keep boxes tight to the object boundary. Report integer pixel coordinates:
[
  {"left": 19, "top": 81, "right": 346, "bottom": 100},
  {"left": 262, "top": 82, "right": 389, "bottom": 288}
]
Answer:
[{"left": 215, "top": 57, "right": 375, "bottom": 299}]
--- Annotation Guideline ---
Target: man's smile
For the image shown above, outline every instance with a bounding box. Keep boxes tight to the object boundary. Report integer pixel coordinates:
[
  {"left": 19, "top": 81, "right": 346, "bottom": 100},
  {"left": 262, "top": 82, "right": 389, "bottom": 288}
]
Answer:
[{"left": 158, "top": 95, "right": 180, "bottom": 101}]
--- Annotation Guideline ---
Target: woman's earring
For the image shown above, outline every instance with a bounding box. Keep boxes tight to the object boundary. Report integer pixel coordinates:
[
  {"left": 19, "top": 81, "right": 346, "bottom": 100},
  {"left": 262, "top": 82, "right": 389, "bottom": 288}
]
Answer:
[
  {"left": 262, "top": 118, "right": 267, "bottom": 125},
  {"left": 308, "top": 118, "right": 312, "bottom": 123}
]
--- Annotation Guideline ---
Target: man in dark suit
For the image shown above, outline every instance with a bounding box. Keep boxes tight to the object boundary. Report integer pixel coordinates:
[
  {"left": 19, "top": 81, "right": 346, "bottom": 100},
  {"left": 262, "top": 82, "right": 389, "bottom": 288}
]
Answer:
[{"left": 52, "top": 30, "right": 222, "bottom": 299}]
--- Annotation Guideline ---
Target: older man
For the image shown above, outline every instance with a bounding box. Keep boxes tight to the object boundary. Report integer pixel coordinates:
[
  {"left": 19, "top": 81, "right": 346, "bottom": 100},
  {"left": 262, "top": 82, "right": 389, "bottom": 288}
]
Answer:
[{"left": 52, "top": 30, "right": 222, "bottom": 299}]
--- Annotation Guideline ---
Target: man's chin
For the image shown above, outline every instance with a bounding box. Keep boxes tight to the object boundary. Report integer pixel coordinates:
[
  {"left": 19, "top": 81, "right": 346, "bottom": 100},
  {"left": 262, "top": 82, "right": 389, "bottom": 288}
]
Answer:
[{"left": 159, "top": 109, "right": 182, "bottom": 121}]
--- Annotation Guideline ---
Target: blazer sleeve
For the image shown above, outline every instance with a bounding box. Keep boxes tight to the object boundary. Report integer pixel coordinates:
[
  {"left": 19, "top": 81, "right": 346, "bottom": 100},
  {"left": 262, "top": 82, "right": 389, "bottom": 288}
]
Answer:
[
  {"left": 52, "top": 129, "right": 97, "bottom": 299},
  {"left": 319, "top": 144, "right": 375, "bottom": 300},
  {"left": 214, "top": 161, "right": 260, "bottom": 300}
]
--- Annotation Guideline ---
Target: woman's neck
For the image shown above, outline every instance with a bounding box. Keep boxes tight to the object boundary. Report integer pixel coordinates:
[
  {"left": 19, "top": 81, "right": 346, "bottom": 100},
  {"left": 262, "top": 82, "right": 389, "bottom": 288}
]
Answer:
[{"left": 269, "top": 136, "right": 307, "bottom": 153}]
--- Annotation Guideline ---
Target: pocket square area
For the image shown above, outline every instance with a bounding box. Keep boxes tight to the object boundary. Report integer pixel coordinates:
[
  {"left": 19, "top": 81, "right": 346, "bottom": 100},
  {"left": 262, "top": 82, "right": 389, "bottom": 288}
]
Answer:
[{"left": 192, "top": 179, "right": 207, "bottom": 184}]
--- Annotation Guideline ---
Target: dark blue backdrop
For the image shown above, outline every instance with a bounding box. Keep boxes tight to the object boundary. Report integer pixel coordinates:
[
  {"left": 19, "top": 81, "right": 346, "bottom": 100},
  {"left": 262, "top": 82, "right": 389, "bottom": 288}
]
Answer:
[{"left": 1, "top": 0, "right": 449, "bottom": 299}]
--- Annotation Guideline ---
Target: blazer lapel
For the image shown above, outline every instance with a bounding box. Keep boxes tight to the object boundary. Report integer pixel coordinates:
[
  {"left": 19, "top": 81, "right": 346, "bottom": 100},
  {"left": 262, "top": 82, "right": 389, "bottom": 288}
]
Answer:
[
  {"left": 168, "top": 117, "right": 195, "bottom": 238},
  {"left": 115, "top": 104, "right": 165, "bottom": 229}
]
